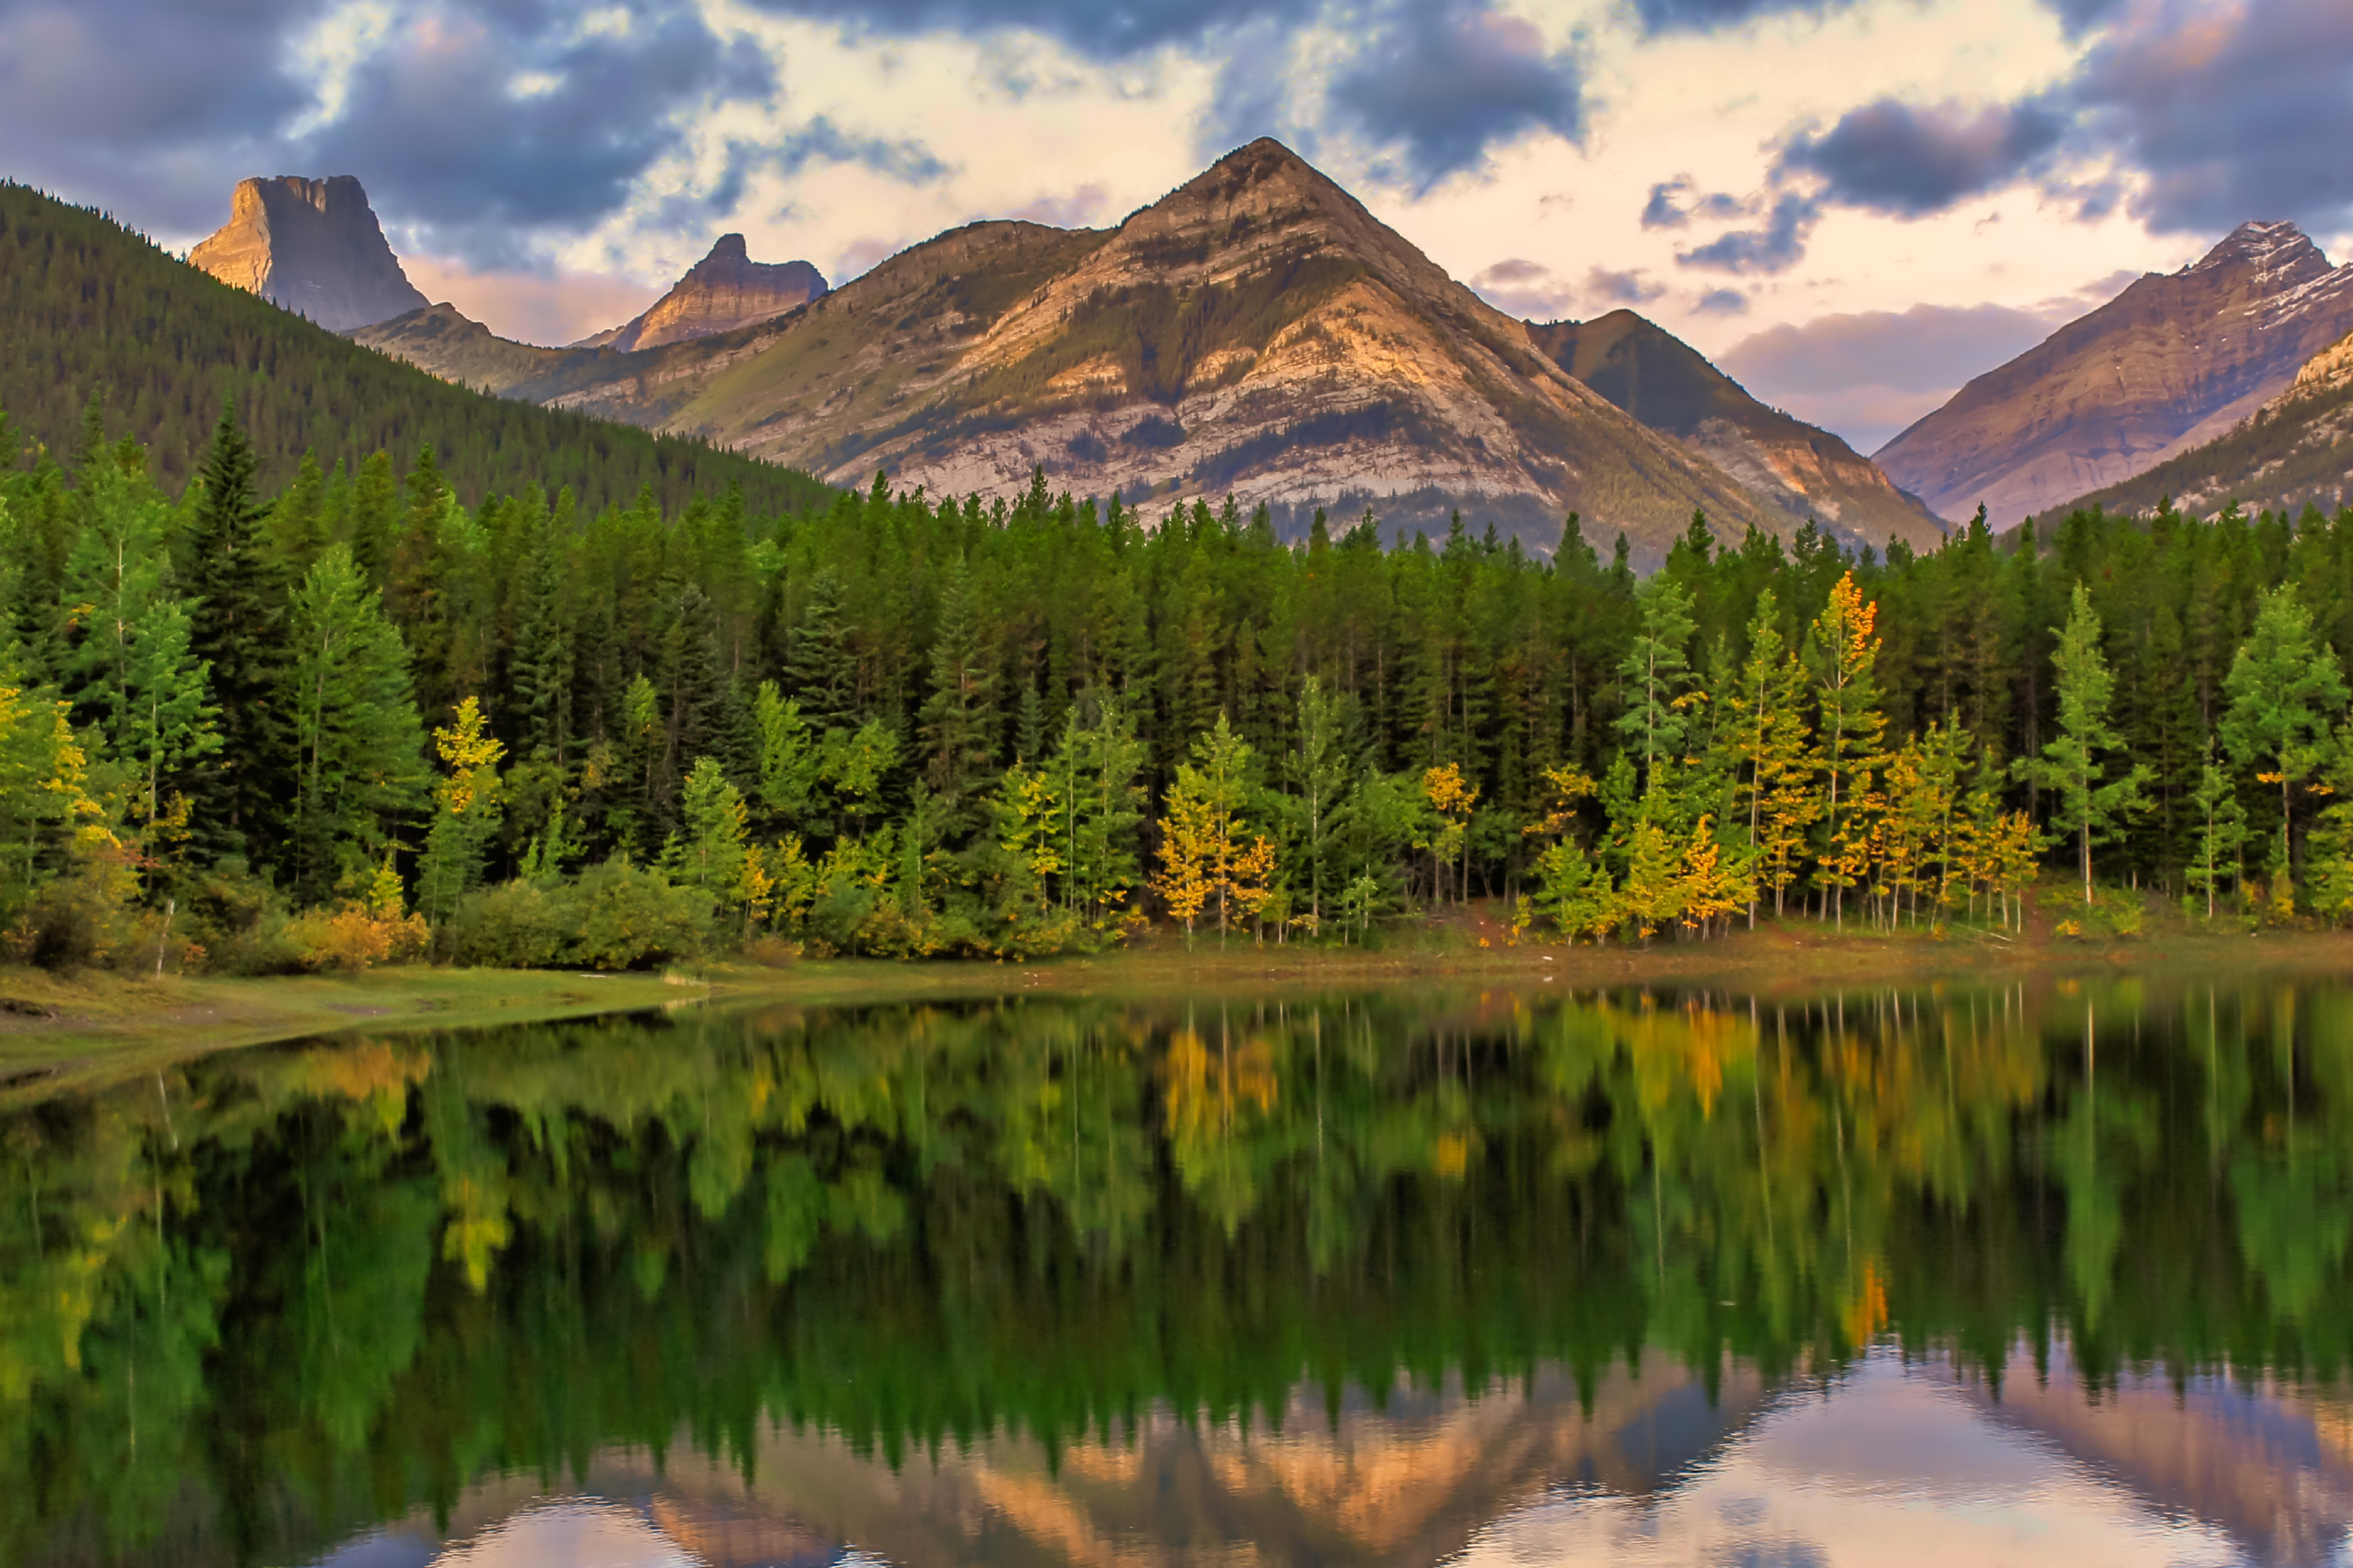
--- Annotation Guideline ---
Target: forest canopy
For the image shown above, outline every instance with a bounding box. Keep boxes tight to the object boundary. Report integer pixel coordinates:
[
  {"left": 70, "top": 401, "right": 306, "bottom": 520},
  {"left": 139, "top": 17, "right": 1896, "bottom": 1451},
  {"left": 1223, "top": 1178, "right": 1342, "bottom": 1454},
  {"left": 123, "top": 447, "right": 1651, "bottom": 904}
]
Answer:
[{"left": 0, "top": 375, "right": 2348, "bottom": 970}]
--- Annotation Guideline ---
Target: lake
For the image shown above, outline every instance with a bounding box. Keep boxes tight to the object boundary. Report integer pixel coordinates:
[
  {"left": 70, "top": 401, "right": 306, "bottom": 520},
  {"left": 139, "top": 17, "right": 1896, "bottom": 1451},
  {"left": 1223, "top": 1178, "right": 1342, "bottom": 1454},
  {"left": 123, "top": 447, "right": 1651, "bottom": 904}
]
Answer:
[{"left": 6, "top": 975, "right": 2353, "bottom": 1567}]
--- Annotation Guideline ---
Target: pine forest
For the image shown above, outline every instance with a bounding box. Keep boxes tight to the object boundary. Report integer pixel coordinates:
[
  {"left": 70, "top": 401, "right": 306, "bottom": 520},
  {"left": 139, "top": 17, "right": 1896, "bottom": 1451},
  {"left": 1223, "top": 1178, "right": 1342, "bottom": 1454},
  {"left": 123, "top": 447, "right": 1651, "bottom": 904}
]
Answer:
[{"left": 3, "top": 384, "right": 2353, "bottom": 973}]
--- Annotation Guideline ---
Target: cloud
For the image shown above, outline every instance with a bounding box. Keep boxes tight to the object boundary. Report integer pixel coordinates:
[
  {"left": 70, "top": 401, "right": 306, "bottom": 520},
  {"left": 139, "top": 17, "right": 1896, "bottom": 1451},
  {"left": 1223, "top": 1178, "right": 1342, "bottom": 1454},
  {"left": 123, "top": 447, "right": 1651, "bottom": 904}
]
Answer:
[
  {"left": 401, "top": 254, "right": 660, "bottom": 346},
  {"left": 1691, "top": 288, "right": 1749, "bottom": 315},
  {"left": 736, "top": 0, "right": 1318, "bottom": 59},
  {"left": 1589, "top": 266, "right": 1668, "bottom": 305},
  {"left": 1777, "top": 98, "right": 2065, "bottom": 218},
  {"left": 767, "top": 117, "right": 949, "bottom": 184},
  {"left": 0, "top": 0, "right": 319, "bottom": 231},
  {"left": 1678, "top": 192, "right": 1820, "bottom": 273},
  {"left": 1006, "top": 184, "right": 1111, "bottom": 227},
  {"left": 1627, "top": 0, "right": 1861, "bottom": 35},
  {"left": 1330, "top": 0, "right": 1586, "bottom": 193},
  {"left": 1472, "top": 259, "right": 1665, "bottom": 318},
  {"left": 1641, "top": 176, "right": 1750, "bottom": 230},
  {"left": 1717, "top": 300, "right": 2074, "bottom": 449},
  {"left": 299, "top": 2, "right": 775, "bottom": 266},
  {"left": 2068, "top": 0, "right": 2353, "bottom": 236}
]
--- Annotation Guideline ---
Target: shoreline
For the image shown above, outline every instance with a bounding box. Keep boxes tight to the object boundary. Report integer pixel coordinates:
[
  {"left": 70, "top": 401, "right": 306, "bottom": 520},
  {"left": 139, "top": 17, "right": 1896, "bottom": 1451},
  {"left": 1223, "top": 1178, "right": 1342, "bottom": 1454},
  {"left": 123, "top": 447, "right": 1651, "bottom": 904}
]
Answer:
[{"left": 5, "top": 912, "right": 2353, "bottom": 1093}]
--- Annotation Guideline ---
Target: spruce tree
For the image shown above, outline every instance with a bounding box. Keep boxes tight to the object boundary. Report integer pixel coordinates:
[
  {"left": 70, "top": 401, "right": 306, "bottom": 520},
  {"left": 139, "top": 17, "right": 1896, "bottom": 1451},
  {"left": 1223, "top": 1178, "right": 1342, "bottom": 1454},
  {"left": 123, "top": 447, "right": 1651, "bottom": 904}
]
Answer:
[
  {"left": 917, "top": 556, "right": 998, "bottom": 838},
  {"left": 184, "top": 402, "right": 289, "bottom": 866},
  {"left": 2018, "top": 584, "right": 2151, "bottom": 905},
  {"left": 783, "top": 571, "right": 858, "bottom": 733}
]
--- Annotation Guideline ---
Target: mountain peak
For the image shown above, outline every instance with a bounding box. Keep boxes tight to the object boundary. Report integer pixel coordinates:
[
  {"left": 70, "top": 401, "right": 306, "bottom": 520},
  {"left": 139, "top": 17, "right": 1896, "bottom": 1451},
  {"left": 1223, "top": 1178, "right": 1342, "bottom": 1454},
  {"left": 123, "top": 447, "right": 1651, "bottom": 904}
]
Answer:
[
  {"left": 189, "top": 174, "right": 428, "bottom": 331},
  {"left": 592, "top": 236, "right": 828, "bottom": 353},
  {"left": 2192, "top": 220, "right": 2327, "bottom": 275}
]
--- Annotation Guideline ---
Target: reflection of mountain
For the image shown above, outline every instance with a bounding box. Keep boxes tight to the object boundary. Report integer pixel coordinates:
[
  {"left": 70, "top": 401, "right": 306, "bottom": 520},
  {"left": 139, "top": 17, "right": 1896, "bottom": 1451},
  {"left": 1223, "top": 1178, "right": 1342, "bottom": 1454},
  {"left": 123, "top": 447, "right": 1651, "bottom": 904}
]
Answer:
[
  {"left": 1962, "top": 1351, "right": 2353, "bottom": 1567},
  {"left": 332, "top": 1363, "right": 1766, "bottom": 1568}
]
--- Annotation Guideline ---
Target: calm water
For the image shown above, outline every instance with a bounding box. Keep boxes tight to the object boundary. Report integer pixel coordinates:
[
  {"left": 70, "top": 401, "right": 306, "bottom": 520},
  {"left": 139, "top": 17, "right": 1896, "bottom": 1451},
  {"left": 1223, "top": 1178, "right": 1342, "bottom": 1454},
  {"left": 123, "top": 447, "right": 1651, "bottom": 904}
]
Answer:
[{"left": 8, "top": 977, "right": 2353, "bottom": 1568}]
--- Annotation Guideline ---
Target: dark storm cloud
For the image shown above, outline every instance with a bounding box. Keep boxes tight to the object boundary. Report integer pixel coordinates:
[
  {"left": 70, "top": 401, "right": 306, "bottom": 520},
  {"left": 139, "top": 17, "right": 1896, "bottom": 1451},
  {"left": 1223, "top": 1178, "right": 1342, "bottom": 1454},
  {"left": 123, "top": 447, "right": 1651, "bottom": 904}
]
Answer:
[
  {"left": 1627, "top": 0, "right": 1859, "bottom": 35},
  {"left": 1678, "top": 192, "right": 1819, "bottom": 274},
  {"left": 0, "top": 0, "right": 320, "bottom": 230},
  {"left": 1777, "top": 98, "right": 2065, "bottom": 218},
  {"left": 301, "top": 2, "right": 775, "bottom": 266},
  {"left": 1328, "top": 0, "right": 1586, "bottom": 192},
  {"left": 2069, "top": 0, "right": 2353, "bottom": 236},
  {"left": 0, "top": 0, "right": 776, "bottom": 264},
  {"left": 735, "top": 0, "right": 1321, "bottom": 59}
]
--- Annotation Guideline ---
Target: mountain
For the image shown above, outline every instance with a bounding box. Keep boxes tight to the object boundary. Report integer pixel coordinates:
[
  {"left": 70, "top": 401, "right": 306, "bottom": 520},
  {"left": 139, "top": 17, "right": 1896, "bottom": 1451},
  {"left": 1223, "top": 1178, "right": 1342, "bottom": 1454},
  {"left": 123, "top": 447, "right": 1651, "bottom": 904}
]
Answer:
[
  {"left": 362, "top": 139, "right": 1871, "bottom": 558},
  {"left": 1876, "top": 221, "right": 2353, "bottom": 524},
  {"left": 2043, "top": 321, "right": 2353, "bottom": 522},
  {"left": 575, "top": 233, "right": 828, "bottom": 351},
  {"left": 187, "top": 174, "right": 429, "bottom": 331},
  {"left": 1526, "top": 309, "right": 1944, "bottom": 546},
  {"left": 0, "top": 181, "right": 829, "bottom": 514}
]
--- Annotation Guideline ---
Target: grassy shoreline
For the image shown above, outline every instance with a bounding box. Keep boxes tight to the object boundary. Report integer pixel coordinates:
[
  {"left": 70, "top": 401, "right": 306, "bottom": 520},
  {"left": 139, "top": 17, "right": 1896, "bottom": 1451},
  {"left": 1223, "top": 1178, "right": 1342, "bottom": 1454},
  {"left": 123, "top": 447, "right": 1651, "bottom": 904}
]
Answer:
[{"left": 8, "top": 898, "right": 2353, "bottom": 1094}]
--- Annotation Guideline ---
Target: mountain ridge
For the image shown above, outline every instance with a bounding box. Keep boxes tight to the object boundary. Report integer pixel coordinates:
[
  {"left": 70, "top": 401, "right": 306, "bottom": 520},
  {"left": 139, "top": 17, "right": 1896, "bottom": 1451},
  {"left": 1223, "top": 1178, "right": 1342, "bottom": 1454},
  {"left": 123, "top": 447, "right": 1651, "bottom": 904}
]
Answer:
[
  {"left": 358, "top": 139, "right": 1950, "bottom": 558},
  {"left": 1876, "top": 221, "right": 2353, "bottom": 524},
  {"left": 576, "top": 233, "right": 828, "bottom": 352}
]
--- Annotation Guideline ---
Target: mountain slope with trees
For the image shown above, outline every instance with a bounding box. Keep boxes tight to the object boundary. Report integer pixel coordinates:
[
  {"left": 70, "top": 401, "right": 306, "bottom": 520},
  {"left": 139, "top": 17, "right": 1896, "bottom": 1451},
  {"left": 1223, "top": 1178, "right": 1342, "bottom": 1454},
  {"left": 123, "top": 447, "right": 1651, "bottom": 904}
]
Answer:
[{"left": 0, "top": 181, "right": 832, "bottom": 514}]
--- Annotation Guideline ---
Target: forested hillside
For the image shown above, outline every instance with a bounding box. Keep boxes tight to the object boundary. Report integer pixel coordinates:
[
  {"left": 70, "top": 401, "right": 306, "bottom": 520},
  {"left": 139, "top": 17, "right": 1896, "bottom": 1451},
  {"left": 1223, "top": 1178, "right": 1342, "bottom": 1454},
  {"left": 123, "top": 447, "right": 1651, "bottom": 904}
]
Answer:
[
  {"left": 4, "top": 382, "right": 2353, "bottom": 972},
  {"left": 0, "top": 182, "right": 832, "bottom": 514}
]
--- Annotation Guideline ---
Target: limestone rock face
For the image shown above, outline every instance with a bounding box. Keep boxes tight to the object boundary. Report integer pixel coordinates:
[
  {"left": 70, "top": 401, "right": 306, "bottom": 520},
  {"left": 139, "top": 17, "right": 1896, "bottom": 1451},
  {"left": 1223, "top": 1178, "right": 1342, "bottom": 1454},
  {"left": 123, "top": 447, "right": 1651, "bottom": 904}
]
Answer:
[
  {"left": 589, "top": 236, "right": 828, "bottom": 352},
  {"left": 190, "top": 175, "right": 428, "bottom": 332},
  {"left": 1876, "top": 221, "right": 2353, "bottom": 525}
]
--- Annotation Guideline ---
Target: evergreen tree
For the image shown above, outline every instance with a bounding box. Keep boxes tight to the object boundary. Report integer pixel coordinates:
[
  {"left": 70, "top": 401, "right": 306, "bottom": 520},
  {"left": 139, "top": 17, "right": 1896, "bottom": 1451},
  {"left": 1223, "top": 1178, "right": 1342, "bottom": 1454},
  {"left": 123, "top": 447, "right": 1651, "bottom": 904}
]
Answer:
[
  {"left": 285, "top": 546, "right": 428, "bottom": 904},
  {"left": 917, "top": 557, "right": 998, "bottom": 837},
  {"left": 2220, "top": 583, "right": 2348, "bottom": 892},
  {"left": 2018, "top": 584, "right": 2152, "bottom": 904},
  {"left": 184, "top": 403, "right": 288, "bottom": 865}
]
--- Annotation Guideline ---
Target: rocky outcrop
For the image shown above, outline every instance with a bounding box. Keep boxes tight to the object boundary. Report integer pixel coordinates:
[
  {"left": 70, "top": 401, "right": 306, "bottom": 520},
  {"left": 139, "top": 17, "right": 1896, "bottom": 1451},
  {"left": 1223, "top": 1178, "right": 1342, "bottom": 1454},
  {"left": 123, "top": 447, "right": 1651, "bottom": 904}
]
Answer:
[
  {"left": 189, "top": 175, "right": 428, "bottom": 331},
  {"left": 1877, "top": 221, "right": 2353, "bottom": 525},
  {"left": 583, "top": 235, "right": 828, "bottom": 352},
  {"left": 1528, "top": 310, "right": 1945, "bottom": 550}
]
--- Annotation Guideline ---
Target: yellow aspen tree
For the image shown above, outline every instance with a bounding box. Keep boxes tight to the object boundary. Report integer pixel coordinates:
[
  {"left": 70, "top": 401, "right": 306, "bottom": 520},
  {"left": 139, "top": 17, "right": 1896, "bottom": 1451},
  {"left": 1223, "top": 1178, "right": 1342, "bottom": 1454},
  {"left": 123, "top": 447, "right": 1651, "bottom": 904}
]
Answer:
[
  {"left": 1152, "top": 788, "right": 1215, "bottom": 942},
  {"left": 1807, "top": 572, "right": 1886, "bottom": 930},
  {"left": 1422, "top": 762, "right": 1478, "bottom": 907}
]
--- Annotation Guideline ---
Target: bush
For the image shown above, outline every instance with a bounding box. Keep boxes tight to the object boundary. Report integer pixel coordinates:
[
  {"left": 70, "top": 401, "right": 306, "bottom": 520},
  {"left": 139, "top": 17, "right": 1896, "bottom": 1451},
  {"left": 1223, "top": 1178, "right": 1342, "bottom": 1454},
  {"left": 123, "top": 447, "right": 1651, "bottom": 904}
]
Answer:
[
  {"left": 445, "top": 860, "right": 711, "bottom": 970},
  {"left": 448, "top": 880, "right": 564, "bottom": 968},
  {"left": 283, "top": 904, "right": 431, "bottom": 972}
]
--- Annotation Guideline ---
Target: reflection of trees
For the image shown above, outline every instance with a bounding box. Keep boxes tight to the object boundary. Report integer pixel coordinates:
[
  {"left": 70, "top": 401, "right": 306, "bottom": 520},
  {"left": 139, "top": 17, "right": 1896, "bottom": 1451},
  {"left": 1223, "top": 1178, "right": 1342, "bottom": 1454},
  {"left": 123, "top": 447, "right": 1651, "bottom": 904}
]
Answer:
[{"left": 4, "top": 978, "right": 2353, "bottom": 1562}]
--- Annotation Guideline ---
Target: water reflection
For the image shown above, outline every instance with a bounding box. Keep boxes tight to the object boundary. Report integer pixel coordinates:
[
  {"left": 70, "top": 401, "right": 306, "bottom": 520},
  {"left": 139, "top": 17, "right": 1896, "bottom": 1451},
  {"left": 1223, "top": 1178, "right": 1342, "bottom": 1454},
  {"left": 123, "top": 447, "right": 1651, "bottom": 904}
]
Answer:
[{"left": 6, "top": 978, "right": 2353, "bottom": 1566}]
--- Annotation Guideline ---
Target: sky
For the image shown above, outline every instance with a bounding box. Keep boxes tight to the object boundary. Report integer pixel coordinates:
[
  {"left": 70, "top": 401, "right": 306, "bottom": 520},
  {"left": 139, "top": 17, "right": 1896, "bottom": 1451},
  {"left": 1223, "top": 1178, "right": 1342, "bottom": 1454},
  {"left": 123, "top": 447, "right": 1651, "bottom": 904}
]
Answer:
[{"left": 3, "top": 0, "right": 2351, "bottom": 453}]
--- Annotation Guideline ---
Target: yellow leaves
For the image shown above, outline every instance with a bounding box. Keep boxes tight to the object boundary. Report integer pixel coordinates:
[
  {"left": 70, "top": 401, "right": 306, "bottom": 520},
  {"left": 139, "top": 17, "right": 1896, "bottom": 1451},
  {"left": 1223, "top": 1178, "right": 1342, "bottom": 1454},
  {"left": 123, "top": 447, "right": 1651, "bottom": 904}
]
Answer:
[
  {"left": 1524, "top": 763, "right": 1596, "bottom": 842},
  {"left": 1423, "top": 761, "right": 1479, "bottom": 820},
  {"left": 1819, "top": 570, "right": 1880, "bottom": 681},
  {"left": 431, "top": 696, "right": 504, "bottom": 817},
  {"left": 1842, "top": 1259, "right": 1888, "bottom": 1347},
  {"left": 1151, "top": 791, "right": 1215, "bottom": 930}
]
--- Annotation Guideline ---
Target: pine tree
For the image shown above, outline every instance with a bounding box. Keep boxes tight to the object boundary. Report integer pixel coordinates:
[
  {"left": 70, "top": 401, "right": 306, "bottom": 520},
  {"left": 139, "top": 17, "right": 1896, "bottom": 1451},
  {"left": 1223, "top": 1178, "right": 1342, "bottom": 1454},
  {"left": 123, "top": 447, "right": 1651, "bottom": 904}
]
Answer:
[
  {"left": 2187, "top": 743, "right": 2248, "bottom": 919},
  {"left": 917, "top": 556, "right": 998, "bottom": 837},
  {"left": 2220, "top": 583, "right": 2347, "bottom": 898},
  {"left": 784, "top": 570, "right": 858, "bottom": 733},
  {"left": 184, "top": 402, "right": 288, "bottom": 865},
  {"left": 2018, "top": 584, "right": 2152, "bottom": 905}
]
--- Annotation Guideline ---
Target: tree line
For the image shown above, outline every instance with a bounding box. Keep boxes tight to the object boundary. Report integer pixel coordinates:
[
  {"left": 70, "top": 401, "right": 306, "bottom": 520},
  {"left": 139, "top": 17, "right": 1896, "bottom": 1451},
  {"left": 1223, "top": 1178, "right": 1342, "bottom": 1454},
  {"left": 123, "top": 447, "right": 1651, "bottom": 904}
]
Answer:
[{"left": 5, "top": 398, "right": 2353, "bottom": 967}]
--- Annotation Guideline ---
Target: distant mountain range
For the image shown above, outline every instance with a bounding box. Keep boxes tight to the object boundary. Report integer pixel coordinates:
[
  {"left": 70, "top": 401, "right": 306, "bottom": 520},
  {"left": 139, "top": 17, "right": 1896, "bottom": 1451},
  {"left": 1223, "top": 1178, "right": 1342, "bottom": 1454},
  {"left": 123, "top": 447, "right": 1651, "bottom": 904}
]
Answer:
[
  {"left": 185, "top": 150, "right": 2353, "bottom": 548},
  {"left": 1876, "top": 221, "right": 2353, "bottom": 524},
  {"left": 210, "top": 145, "right": 1935, "bottom": 559}
]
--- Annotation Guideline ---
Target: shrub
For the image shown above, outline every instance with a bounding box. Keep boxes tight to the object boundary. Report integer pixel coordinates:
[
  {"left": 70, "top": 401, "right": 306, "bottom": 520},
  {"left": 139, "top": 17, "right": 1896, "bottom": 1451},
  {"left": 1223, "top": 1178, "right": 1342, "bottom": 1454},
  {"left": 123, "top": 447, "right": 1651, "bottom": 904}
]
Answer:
[
  {"left": 284, "top": 904, "right": 430, "bottom": 972},
  {"left": 549, "top": 860, "right": 709, "bottom": 970},
  {"left": 448, "top": 880, "right": 563, "bottom": 968}
]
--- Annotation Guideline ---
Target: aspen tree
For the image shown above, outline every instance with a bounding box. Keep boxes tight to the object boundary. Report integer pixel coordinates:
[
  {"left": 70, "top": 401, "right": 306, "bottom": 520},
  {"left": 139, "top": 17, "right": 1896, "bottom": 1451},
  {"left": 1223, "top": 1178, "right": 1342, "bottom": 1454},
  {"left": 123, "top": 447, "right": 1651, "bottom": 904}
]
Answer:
[{"left": 1807, "top": 572, "right": 1885, "bottom": 930}]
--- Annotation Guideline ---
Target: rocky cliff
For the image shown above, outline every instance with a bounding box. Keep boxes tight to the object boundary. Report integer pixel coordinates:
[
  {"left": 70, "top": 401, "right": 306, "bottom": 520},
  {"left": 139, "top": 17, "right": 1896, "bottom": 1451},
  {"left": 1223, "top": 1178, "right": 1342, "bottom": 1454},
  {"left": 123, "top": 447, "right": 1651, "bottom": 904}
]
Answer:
[
  {"left": 1528, "top": 310, "right": 1944, "bottom": 548},
  {"left": 189, "top": 175, "right": 428, "bottom": 331},
  {"left": 1876, "top": 221, "right": 2353, "bottom": 524},
  {"left": 577, "top": 234, "right": 828, "bottom": 352}
]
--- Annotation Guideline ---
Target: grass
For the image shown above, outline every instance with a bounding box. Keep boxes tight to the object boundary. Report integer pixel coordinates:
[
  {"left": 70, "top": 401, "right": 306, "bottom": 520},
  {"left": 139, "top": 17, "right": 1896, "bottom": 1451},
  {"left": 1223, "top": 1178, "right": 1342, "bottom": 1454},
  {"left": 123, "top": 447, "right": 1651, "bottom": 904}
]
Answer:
[{"left": 2, "top": 882, "right": 2342, "bottom": 1096}]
